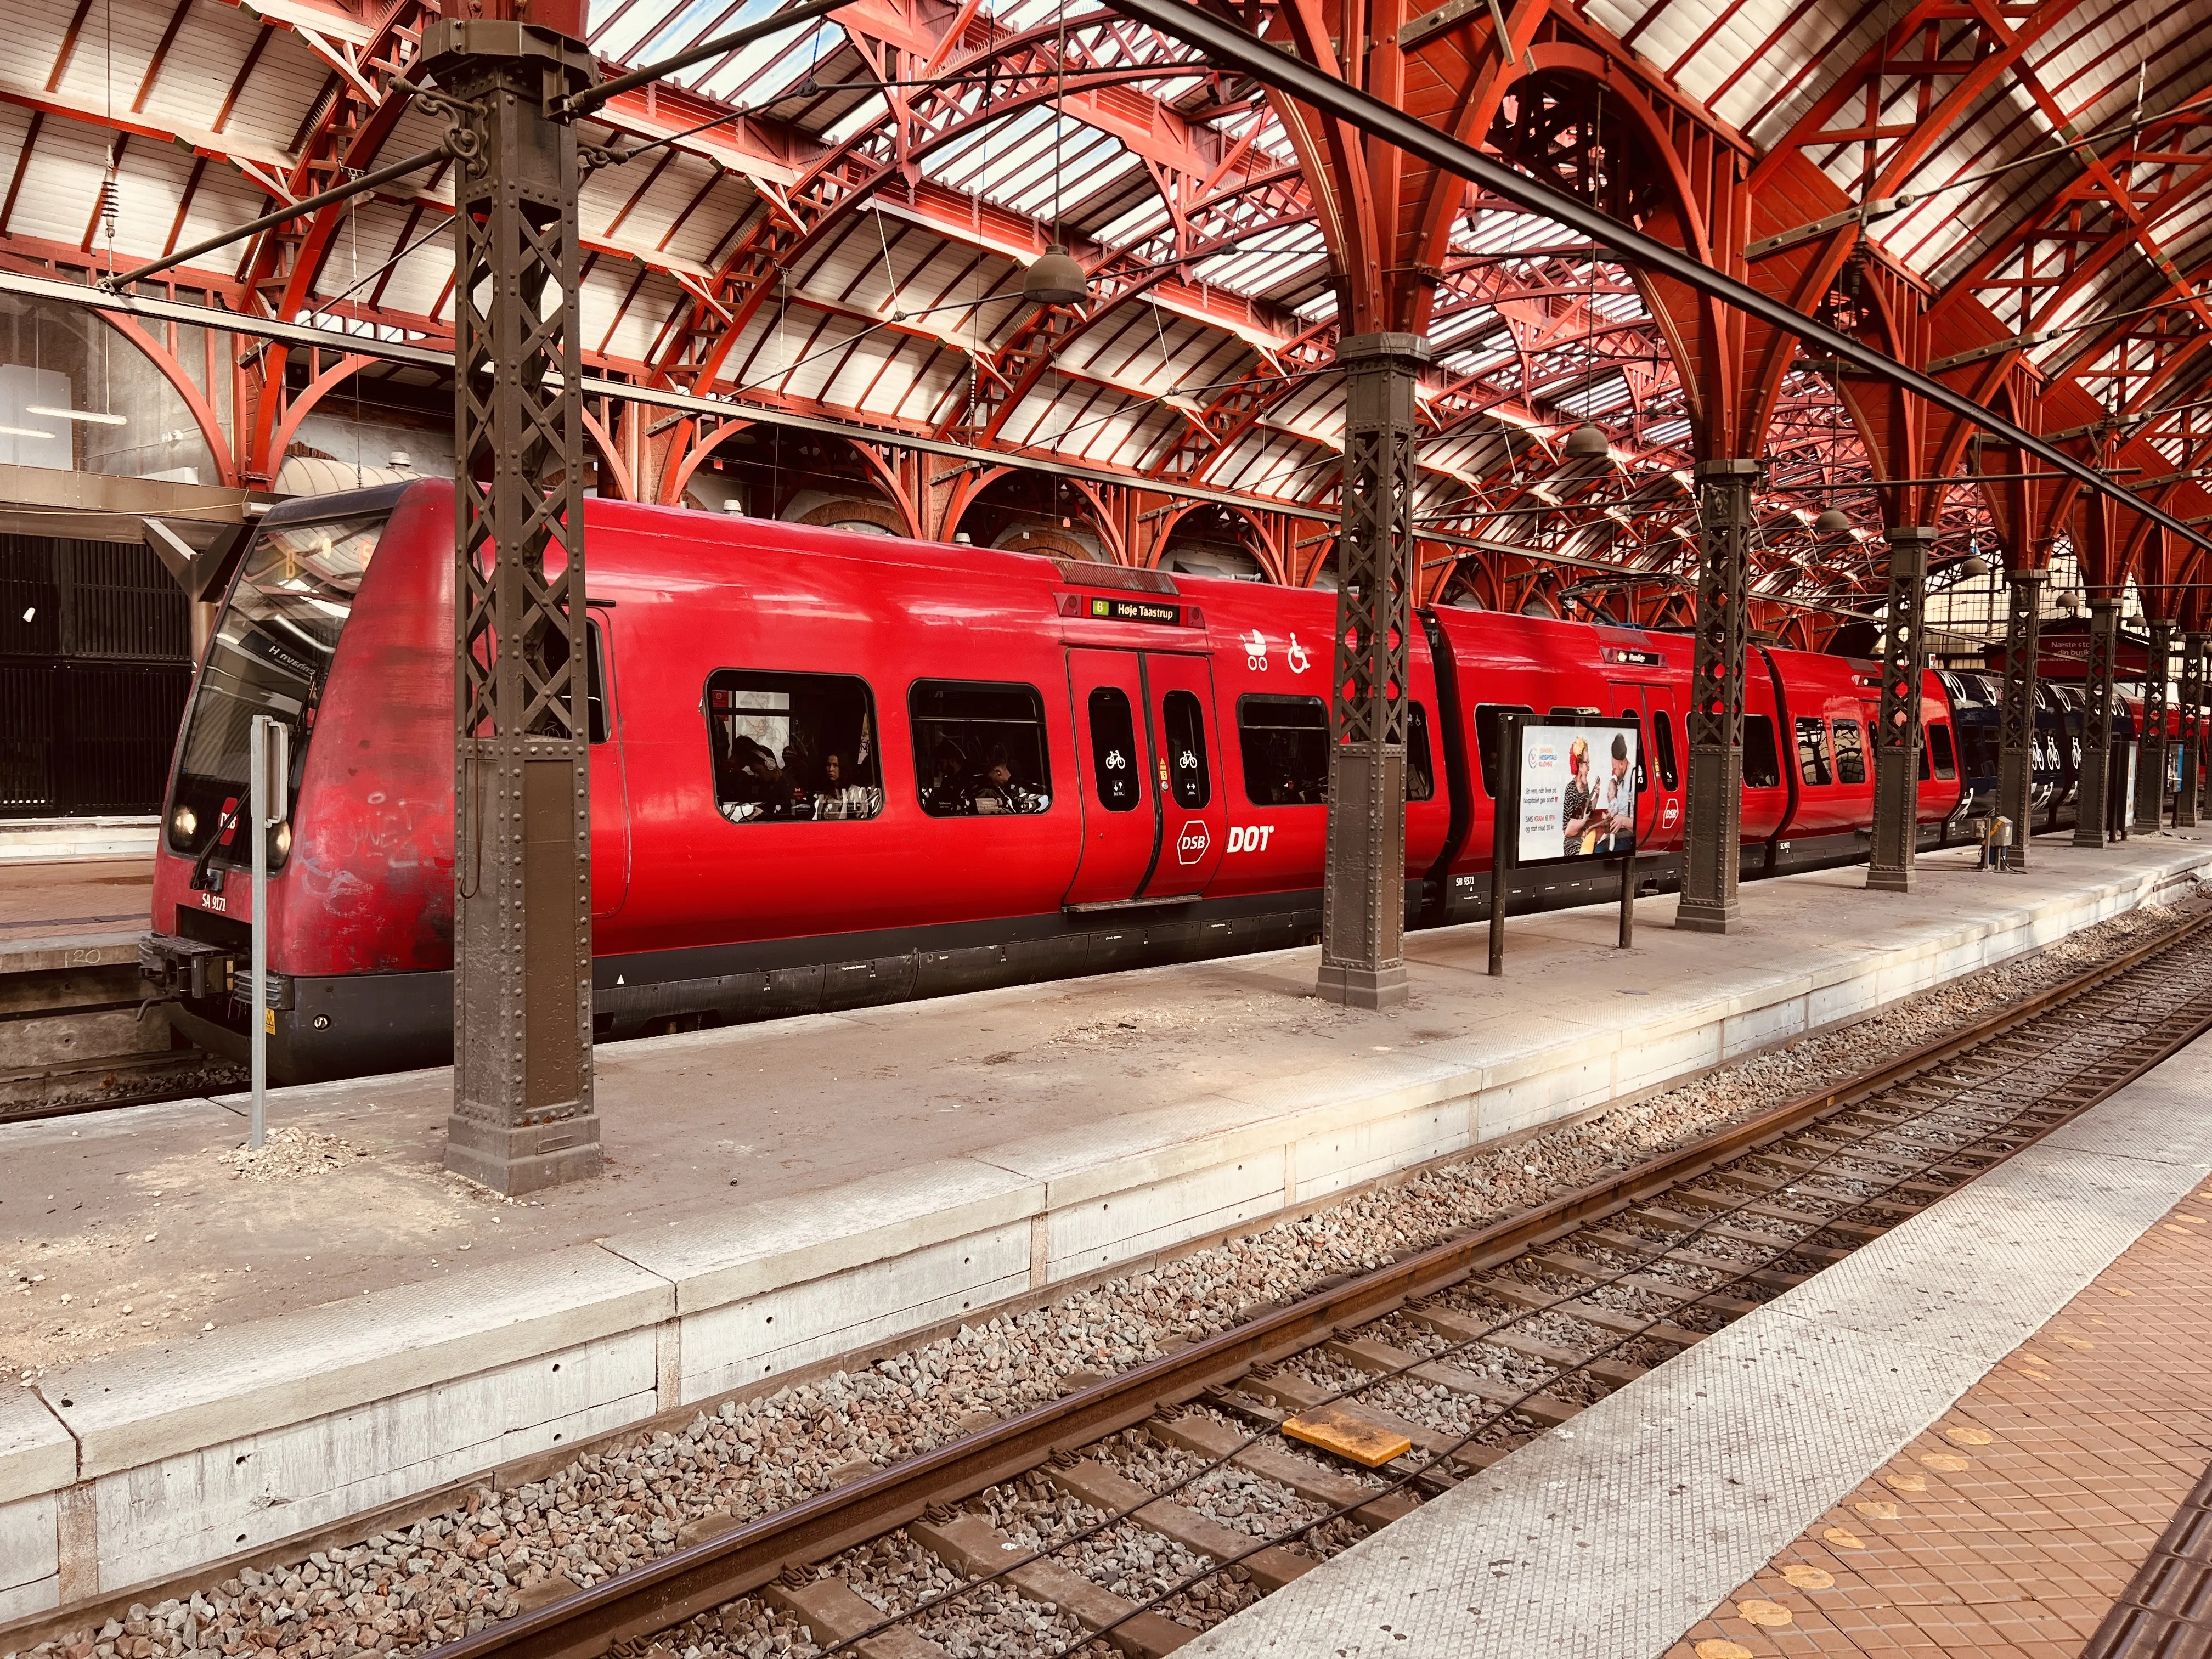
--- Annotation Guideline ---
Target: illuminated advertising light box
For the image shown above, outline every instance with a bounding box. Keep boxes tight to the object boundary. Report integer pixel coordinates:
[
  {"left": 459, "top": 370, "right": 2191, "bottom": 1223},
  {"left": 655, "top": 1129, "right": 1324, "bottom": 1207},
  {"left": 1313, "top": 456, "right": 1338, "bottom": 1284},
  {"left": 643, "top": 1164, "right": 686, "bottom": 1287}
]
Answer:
[{"left": 1514, "top": 718, "right": 1640, "bottom": 867}]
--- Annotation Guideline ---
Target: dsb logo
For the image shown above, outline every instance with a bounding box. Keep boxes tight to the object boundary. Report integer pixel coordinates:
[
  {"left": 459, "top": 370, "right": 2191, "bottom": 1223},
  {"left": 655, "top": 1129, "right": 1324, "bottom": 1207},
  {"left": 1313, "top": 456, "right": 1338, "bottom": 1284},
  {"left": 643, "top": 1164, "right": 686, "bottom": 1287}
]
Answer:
[
  {"left": 1224, "top": 824, "right": 1276, "bottom": 854},
  {"left": 1176, "top": 822, "right": 1211, "bottom": 864}
]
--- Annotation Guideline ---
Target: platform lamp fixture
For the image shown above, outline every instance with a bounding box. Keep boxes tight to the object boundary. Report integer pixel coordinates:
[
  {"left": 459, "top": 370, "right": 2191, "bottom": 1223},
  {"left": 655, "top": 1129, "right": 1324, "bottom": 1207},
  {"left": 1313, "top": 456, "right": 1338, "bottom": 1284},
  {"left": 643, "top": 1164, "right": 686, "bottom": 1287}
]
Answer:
[{"left": 1022, "top": 19, "right": 1089, "bottom": 312}]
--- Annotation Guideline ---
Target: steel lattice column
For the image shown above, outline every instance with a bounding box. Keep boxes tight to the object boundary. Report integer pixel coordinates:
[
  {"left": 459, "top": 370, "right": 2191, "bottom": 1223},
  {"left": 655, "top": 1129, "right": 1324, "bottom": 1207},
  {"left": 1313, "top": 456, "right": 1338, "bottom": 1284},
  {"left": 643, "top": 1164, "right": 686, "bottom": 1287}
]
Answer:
[
  {"left": 1867, "top": 526, "right": 1933, "bottom": 893},
  {"left": 1318, "top": 332, "right": 1427, "bottom": 1009},
  {"left": 1997, "top": 567, "right": 2044, "bottom": 866},
  {"left": 2136, "top": 619, "right": 2172, "bottom": 832},
  {"left": 2180, "top": 633, "right": 2205, "bottom": 828},
  {"left": 1675, "top": 459, "right": 1758, "bottom": 934},
  {"left": 2075, "top": 597, "right": 2120, "bottom": 849},
  {"left": 427, "top": 18, "right": 602, "bottom": 1194}
]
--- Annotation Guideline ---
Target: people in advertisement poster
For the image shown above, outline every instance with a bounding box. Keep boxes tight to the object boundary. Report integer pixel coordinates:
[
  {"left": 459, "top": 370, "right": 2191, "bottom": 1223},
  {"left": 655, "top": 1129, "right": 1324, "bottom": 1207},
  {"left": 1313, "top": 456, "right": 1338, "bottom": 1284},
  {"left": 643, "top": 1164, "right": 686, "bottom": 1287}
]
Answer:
[
  {"left": 1591, "top": 732, "right": 1636, "bottom": 853},
  {"left": 1514, "top": 721, "right": 1638, "bottom": 865}
]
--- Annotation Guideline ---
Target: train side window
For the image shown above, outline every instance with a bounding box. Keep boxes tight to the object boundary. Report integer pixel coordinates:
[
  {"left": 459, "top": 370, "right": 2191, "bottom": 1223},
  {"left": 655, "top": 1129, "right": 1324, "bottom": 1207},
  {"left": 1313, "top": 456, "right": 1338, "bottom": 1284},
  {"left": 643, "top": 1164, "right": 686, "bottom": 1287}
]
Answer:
[
  {"left": 706, "top": 670, "right": 881, "bottom": 823},
  {"left": 1652, "top": 709, "right": 1679, "bottom": 791},
  {"left": 1161, "top": 689, "right": 1210, "bottom": 809},
  {"left": 1929, "top": 724, "right": 1957, "bottom": 780},
  {"left": 1831, "top": 718, "right": 1866, "bottom": 785},
  {"left": 1408, "top": 702, "right": 1435, "bottom": 802},
  {"left": 1238, "top": 694, "right": 1328, "bottom": 805},
  {"left": 910, "top": 680, "right": 1053, "bottom": 817},
  {"left": 1088, "top": 687, "right": 1144, "bottom": 812},
  {"left": 586, "top": 622, "right": 610, "bottom": 744},
  {"left": 1474, "top": 703, "right": 1534, "bottom": 797},
  {"left": 1796, "top": 716, "right": 1832, "bottom": 786}
]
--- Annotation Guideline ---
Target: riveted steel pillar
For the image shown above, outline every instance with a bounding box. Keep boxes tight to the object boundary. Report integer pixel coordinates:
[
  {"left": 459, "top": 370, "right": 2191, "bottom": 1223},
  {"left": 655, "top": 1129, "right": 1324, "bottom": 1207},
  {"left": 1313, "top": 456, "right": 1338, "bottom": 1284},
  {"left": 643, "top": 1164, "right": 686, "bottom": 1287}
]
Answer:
[
  {"left": 1997, "top": 567, "right": 2044, "bottom": 868},
  {"left": 1318, "top": 332, "right": 1428, "bottom": 1009},
  {"left": 1867, "top": 526, "right": 1933, "bottom": 893},
  {"left": 1675, "top": 458, "right": 1758, "bottom": 934},
  {"left": 2075, "top": 597, "right": 2120, "bottom": 849},
  {"left": 2179, "top": 633, "right": 2205, "bottom": 828},
  {"left": 2136, "top": 619, "right": 2172, "bottom": 832},
  {"left": 427, "top": 18, "right": 601, "bottom": 1194}
]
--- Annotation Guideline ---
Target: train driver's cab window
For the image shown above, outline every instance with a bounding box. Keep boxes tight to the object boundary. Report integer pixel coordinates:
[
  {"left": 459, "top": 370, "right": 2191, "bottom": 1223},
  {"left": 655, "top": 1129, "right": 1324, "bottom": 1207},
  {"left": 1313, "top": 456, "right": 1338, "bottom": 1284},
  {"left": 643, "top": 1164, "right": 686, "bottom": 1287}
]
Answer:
[
  {"left": 707, "top": 670, "right": 881, "bottom": 823},
  {"left": 1796, "top": 716, "right": 1833, "bottom": 786},
  {"left": 1929, "top": 724, "right": 1957, "bottom": 780},
  {"left": 1831, "top": 717, "right": 1866, "bottom": 785},
  {"left": 911, "top": 681, "right": 1052, "bottom": 816},
  {"left": 1743, "top": 715, "right": 1782, "bottom": 789},
  {"left": 1239, "top": 694, "right": 1329, "bottom": 805},
  {"left": 1474, "top": 703, "right": 1534, "bottom": 798},
  {"left": 1408, "top": 703, "right": 1435, "bottom": 802},
  {"left": 586, "top": 620, "right": 611, "bottom": 744}
]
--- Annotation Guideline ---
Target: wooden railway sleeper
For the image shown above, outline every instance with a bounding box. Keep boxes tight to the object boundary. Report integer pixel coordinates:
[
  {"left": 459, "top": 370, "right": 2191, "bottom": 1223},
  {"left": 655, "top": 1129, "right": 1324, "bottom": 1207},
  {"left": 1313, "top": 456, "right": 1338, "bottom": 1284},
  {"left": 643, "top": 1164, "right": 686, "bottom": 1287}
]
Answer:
[
  {"left": 1043, "top": 1457, "right": 1317, "bottom": 1593},
  {"left": 1668, "top": 1187, "right": 1886, "bottom": 1239},
  {"left": 1578, "top": 1227, "right": 1809, "bottom": 1291},
  {"left": 1467, "top": 1275, "right": 1709, "bottom": 1348},
  {"left": 1525, "top": 1250, "right": 1767, "bottom": 1316},
  {"left": 1402, "top": 1302, "right": 1650, "bottom": 1387},
  {"left": 1145, "top": 1412, "right": 1418, "bottom": 1531},
  {"left": 1630, "top": 1205, "right": 1851, "bottom": 1262},
  {"left": 907, "top": 1511, "right": 1195, "bottom": 1658},
  {"left": 763, "top": 1577, "right": 949, "bottom": 1659},
  {"left": 1220, "top": 1374, "right": 1474, "bottom": 1470},
  {"left": 1322, "top": 1334, "right": 1588, "bottom": 1427}
]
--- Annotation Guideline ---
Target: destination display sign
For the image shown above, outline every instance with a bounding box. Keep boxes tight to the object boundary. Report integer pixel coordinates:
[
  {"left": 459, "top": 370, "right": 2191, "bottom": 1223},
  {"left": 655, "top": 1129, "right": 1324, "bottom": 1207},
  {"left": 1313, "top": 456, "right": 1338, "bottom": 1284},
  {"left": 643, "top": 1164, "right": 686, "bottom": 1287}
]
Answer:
[{"left": 1084, "top": 595, "right": 1181, "bottom": 625}]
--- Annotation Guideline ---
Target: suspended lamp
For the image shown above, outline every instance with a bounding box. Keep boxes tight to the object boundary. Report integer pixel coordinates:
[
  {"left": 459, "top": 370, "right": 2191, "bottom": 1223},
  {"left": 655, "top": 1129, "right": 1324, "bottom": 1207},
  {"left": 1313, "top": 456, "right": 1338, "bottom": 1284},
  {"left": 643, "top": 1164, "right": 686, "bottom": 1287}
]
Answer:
[
  {"left": 1024, "top": 244, "right": 1088, "bottom": 308},
  {"left": 1563, "top": 421, "right": 1611, "bottom": 460},
  {"left": 1813, "top": 506, "right": 1853, "bottom": 534},
  {"left": 1960, "top": 554, "right": 1991, "bottom": 577}
]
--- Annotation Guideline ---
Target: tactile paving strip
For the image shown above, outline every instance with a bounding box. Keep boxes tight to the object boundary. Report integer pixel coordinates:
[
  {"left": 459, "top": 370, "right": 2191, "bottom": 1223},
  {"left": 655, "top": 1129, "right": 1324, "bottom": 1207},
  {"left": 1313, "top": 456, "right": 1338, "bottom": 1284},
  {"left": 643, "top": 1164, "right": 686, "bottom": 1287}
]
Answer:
[
  {"left": 2080, "top": 1458, "right": 2212, "bottom": 1658},
  {"left": 1184, "top": 1036, "right": 2212, "bottom": 1659}
]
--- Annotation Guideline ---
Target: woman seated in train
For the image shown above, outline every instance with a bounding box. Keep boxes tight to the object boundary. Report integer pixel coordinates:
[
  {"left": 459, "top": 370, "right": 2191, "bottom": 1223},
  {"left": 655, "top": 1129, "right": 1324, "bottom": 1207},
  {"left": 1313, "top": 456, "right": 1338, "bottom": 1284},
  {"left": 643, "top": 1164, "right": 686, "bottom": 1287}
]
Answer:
[
  {"left": 972, "top": 746, "right": 1049, "bottom": 815},
  {"left": 814, "top": 750, "right": 884, "bottom": 820}
]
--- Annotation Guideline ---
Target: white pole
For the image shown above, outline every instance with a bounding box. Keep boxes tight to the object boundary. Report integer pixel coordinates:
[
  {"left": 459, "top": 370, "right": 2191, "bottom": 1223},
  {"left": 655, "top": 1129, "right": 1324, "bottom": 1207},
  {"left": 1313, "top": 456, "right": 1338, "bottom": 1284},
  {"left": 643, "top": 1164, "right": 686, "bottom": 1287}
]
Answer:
[{"left": 248, "top": 714, "right": 283, "bottom": 1151}]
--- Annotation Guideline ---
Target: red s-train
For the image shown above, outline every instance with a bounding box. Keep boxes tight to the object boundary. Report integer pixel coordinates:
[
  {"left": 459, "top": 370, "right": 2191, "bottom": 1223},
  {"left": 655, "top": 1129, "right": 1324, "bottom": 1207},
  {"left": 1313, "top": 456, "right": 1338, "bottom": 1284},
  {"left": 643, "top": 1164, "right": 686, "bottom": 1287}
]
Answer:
[{"left": 139, "top": 481, "right": 1971, "bottom": 1084}]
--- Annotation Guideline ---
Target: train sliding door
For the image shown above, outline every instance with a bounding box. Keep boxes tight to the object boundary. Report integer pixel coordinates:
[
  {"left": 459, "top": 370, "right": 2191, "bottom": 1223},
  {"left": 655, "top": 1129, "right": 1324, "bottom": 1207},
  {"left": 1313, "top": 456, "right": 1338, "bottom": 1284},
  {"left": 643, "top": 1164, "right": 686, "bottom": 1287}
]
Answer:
[
  {"left": 1062, "top": 648, "right": 1227, "bottom": 907},
  {"left": 1607, "top": 681, "right": 1683, "bottom": 849}
]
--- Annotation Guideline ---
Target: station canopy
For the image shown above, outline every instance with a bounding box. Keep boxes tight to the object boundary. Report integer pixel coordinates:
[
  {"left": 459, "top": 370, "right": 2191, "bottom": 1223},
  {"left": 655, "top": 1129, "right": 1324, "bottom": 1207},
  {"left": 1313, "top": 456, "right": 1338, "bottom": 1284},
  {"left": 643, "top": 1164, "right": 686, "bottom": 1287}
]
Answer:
[{"left": 6, "top": 0, "right": 2211, "bottom": 635}]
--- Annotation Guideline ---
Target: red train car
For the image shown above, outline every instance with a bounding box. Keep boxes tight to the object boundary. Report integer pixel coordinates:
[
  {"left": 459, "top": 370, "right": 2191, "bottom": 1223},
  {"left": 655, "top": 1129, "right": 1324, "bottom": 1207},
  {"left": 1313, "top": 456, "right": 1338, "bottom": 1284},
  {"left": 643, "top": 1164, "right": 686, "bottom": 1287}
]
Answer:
[{"left": 140, "top": 482, "right": 1969, "bottom": 1083}]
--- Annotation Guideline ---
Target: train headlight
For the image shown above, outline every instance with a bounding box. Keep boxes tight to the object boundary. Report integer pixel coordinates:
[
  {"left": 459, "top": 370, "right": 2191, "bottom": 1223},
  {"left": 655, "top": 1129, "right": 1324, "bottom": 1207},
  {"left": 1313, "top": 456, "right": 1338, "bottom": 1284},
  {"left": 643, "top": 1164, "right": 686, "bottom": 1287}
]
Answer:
[
  {"left": 273, "top": 821, "right": 292, "bottom": 860},
  {"left": 172, "top": 805, "right": 196, "bottom": 838}
]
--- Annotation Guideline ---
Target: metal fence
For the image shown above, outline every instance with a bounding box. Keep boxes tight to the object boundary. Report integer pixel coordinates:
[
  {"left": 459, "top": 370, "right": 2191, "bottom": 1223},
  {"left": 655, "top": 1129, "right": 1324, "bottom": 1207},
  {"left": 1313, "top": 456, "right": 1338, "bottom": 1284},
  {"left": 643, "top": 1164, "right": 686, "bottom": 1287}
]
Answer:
[{"left": 0, "top": 534, "right": 193, "bottom": 817}]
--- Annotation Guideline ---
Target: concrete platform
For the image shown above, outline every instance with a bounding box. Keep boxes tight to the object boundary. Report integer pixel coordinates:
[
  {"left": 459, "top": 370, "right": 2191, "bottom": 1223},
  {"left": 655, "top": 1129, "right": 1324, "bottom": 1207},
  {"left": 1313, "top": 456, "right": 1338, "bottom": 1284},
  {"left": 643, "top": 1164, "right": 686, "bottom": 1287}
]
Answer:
[
  {"left": 0, "top": 836, "right": 2207, "bottom": 1627},
  {"left": 1185, "top": 1003, "right": 2212, "bottom": 1659}
]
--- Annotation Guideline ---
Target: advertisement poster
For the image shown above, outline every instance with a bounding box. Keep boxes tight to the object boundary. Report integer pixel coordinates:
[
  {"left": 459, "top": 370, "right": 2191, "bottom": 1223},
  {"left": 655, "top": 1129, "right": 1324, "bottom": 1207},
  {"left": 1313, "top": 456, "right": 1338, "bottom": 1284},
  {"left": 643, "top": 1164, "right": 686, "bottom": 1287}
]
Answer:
[{"left": 1515, "top": 720, "right": 1639, "bottom": 866}]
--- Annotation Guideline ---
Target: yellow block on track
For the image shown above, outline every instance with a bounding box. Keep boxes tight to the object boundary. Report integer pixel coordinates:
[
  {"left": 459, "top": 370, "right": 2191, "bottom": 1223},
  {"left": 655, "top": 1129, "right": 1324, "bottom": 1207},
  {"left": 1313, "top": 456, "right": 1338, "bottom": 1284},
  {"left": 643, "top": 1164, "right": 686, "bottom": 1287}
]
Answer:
[{"left": 1281, "top": 1402, "right": 1414, "bottom": 1468}]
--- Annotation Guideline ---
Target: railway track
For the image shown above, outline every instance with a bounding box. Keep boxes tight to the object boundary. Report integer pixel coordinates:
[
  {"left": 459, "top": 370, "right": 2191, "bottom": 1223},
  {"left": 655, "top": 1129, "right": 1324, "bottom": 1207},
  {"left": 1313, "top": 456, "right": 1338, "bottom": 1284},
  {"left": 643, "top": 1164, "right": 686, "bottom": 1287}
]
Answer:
[{"left": 427, "top": 906, "right": 2212, "bottom": 1659}]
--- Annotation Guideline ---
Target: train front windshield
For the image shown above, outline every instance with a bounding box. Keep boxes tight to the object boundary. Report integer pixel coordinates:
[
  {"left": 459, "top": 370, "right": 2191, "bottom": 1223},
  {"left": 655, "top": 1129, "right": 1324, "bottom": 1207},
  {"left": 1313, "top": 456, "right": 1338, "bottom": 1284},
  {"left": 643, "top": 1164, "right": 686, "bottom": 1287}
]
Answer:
[{"left": 164, "top": 512, "right": 388, "bottom": 872}]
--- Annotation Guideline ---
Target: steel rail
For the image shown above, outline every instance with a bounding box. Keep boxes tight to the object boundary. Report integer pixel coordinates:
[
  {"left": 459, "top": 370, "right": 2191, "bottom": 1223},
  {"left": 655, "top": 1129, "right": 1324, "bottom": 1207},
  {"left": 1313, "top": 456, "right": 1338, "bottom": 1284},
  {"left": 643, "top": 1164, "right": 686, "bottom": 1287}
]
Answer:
[
  {"left": 1094, "top": 0, "right": 2212, "bottom": 555},
  {"left": 419, "top": 902, "right": 2212, "bottom": 1659}
]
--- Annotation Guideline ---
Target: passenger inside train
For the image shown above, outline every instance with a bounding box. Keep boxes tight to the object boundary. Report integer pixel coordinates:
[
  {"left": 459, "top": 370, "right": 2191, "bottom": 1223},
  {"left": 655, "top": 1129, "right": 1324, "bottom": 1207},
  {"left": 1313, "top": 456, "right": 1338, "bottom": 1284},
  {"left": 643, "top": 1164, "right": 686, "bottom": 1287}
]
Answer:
[{"left": 910, "top": 682, "right": 1053, "bottom": 815}]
